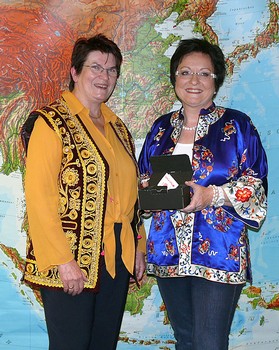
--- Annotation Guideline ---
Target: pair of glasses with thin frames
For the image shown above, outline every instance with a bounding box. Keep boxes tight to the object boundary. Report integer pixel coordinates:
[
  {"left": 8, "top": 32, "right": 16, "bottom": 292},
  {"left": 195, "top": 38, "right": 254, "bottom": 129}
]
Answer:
[
  {"left": 175, "top": 69, "right": 217, "bottom": 81},
  {"left": 83, "top": 63, "right": 118, "bottom": 78}
]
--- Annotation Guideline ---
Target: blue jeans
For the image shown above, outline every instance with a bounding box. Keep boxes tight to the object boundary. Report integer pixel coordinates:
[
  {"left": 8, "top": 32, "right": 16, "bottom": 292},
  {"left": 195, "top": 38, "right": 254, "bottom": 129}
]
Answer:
[{"left": 156, "top": 276, "right": 243, "bottom": 350}]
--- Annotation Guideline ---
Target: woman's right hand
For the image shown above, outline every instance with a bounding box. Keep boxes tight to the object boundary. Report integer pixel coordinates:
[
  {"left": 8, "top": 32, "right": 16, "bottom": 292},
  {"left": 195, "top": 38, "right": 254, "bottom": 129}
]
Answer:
[
  {"left": 140, "top": 179, "right": 149, "bottom": 188},
  {"left": 58, "top": 259, "right": 88, "bottom": 296}
]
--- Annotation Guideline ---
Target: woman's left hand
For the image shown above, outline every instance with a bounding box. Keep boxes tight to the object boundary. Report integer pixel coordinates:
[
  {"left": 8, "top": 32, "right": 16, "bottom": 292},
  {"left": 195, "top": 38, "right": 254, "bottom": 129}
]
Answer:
[
  {"left": 182, "top": 180, "right": 213, "bottom": 213},
  {"left": 135, "top": 250, "right": 146, "bottom": 282},
  {"left": 130, "top": 250, "right": 146, "bottom": 284}
]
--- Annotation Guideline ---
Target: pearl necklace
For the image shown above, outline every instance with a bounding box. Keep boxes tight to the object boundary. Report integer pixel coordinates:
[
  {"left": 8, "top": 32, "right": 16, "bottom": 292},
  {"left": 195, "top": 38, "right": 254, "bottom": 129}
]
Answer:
[{"left": 182, "top": 124, "right": 197, "bottom": 131}]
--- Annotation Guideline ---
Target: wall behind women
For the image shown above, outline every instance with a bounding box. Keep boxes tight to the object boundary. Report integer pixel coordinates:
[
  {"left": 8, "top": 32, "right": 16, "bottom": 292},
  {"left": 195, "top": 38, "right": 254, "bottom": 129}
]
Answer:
[{"left": 0, "top": 1, "right": 278, "bottom": 349}]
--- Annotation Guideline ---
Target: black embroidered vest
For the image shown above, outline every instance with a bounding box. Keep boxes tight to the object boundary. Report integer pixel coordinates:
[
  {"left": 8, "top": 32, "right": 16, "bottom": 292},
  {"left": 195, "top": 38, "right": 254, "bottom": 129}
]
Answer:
[{"left": 23, "top": 98, "right": 110, "bottom": 290}]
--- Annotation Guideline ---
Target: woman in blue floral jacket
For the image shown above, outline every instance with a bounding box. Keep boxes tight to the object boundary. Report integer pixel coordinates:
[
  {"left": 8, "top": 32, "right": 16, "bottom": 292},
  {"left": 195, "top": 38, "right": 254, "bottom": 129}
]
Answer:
[{"left": 138, "top": 38, "right": 267, "bottom": 350}]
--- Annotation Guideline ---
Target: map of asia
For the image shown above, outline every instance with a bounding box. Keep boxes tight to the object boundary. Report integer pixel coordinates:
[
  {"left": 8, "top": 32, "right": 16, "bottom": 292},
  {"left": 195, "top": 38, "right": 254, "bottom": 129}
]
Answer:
[{"left": 0, "top": 0, "right": 279, "bottom": 349}]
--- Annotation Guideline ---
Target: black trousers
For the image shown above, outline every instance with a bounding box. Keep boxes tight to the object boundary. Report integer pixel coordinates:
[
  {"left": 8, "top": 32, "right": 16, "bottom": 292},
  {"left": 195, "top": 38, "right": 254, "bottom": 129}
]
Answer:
[{"left": 40, "top": 224, "right": 130, "bottom": 350}]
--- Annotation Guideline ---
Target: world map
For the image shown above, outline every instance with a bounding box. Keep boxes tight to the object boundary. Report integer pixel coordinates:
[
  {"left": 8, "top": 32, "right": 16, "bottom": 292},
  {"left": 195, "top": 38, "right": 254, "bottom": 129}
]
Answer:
[{"left": 0, "top": 0, "right": 279, "bottom": 349}]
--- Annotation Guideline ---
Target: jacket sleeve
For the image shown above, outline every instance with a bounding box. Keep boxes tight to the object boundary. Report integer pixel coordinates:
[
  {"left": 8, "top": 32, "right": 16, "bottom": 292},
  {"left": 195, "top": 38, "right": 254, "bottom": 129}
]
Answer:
[
  {"left": 24, "top": 117, "right": 74, "bottom": 271},
  {"left": 222, "top": 117, "right": 268, "bottom": 228},
  {"left": 138, "top": 121, "right": 161, "bottom": 181}
]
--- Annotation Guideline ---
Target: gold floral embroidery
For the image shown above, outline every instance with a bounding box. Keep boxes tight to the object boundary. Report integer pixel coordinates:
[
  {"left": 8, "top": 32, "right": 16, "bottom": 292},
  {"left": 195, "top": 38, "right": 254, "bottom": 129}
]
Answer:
[
  {"left": 62, "top": 168, "right": 79, "bottom": 186},
  {"left": 85, "top": 200, "right": 95, "bottom": 211},
  {"left": 81, "top": 254, "right": 91, "bottom": 265},
  {"left": 87, "top": 164, "right": 97, "bottom": 174},
  {"left": 83, "top": 237, "right": 94, "bottom": 248},
  {"left": 74, "top": 133, "right": 83, "bottom": 143},
  {"left": 87, "top": 183, "right": 97, "bottom": 193},
  {"left": 69, "top": 209, "right": 78, "bottom": 220},
  {"left": 84, "top": 219, "right": 94, "bottom": 230},
  {"left": 26, "top": 263, "right": 34, "bottom": 274},
  {"left": 65, "top": 231, "right": 77, "bottom": 250},
  {"left": 81, "top": 149, "right": 90, "bottom": 158},
  {"left": 69, "top": 197, "right": 81, "bottom": 211}
]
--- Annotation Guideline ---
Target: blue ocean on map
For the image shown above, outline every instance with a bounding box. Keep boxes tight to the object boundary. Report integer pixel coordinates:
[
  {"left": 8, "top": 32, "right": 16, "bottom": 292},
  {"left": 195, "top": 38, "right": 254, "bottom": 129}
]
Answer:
[
  {"left": 0, "top": 266, "right": 48, "bottom": 349},
  {"left": 0, "top": 180, "right": 47, "bottom": 349}
]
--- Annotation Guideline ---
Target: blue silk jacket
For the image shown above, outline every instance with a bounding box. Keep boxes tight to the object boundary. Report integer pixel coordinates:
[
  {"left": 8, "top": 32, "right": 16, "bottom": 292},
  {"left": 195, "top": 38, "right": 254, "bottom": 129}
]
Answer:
[{"left": 138, "top": 104, "right": 268, "bottom": 284}]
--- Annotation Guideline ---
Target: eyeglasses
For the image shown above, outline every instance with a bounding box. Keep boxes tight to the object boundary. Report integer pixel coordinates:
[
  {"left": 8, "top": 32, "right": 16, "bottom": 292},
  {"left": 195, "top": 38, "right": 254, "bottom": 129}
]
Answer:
[
  {"left": 83, "top": 63, "right": 118, "bottom": 78},
  {"left": 175, "top": 69, "right": 217, "bottom": 81}
]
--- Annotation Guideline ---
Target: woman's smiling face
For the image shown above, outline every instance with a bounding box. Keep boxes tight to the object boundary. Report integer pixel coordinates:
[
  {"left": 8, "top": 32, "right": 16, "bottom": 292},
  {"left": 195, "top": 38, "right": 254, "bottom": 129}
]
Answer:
[
  {"left": 174, "top": 51, "right": 216, "bottom": 112},
  {"left": 71, "top": 50, "right": 118, "bottom": 105}
]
